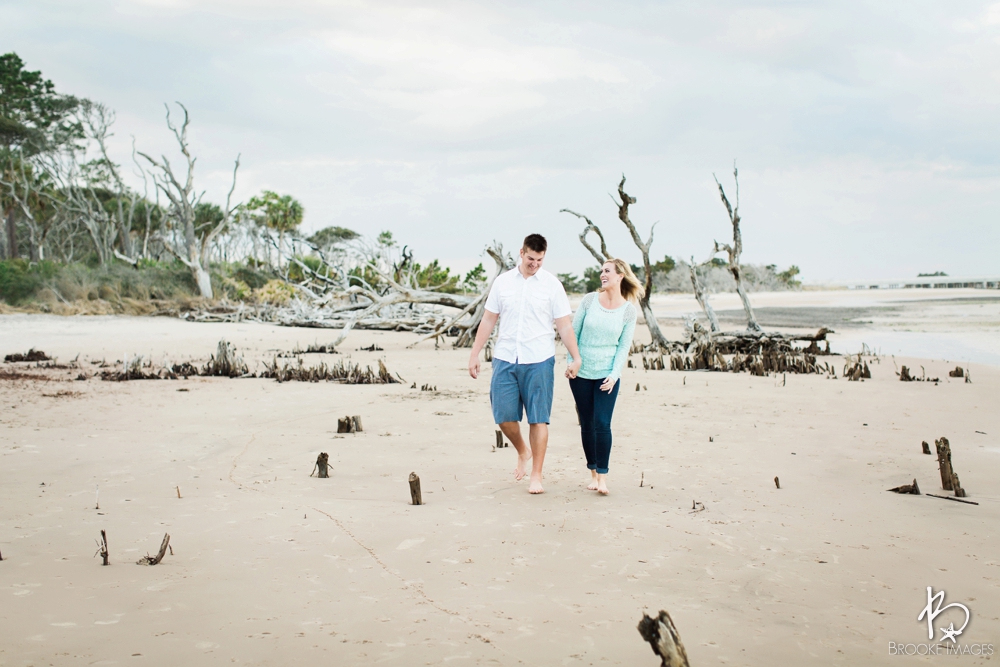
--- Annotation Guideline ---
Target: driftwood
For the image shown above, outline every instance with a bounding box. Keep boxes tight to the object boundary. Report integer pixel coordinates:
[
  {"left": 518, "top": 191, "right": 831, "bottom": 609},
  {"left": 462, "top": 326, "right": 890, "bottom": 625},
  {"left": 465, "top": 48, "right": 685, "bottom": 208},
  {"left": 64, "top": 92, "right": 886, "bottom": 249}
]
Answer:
[
  {"left": 925, "top": 494, "right": 978, "bottom": 506},
  {"left": 921, "top": 441, "right": 932, "bottom": 455},
  {"left": 948, "top": 366, "right": 964, "bottom": 378},
  {"left": 899, "top": 365, "right": 939, "bottom": 382},
  {"left": 637, "top": 610, "right": 690, "bottom": 667},
  {"left": 337, "top": 416, "right": 364, "bottom": 433},
  {"left": 202, "top": 340, "right": 247, "bottom": 377},
  {"left": 495, "top": 430, "right": 507, "bottom": 449},
  {"left": 888, "top": 479, "right": 921, "bottom": 495},
  {"left": 408, "top": 472, "right": 422, "bottom": 506},
  {"left": 96, "top": 530, "right": 109, "bottom": 566},
  {"left": 561, "top": 175, "right": 671, "bottom": 349},
  {"left": 412, "top": 242, "right": 514, "bottom": 349},
  {"left": 774, "top": 476, "right": 780, "bottom": 489},
  {"left": 312, "top": 452, "right": 330, "bottom": 478},
  {"left": 137, "top": 533, "right": 170, "bottom": 565},
  {"left": 935, "top": 437, "right": 954, "bottom": 491},
  {"left": 951, "top": 472, "right": 966, "bottom": 498},
  {"left": 712, "top": 163, "right": 760, "bottom": 332},
  {"left": 4, "top": 349, "right": 51, "bottom": 363},
  {"left": 262, "top": 358, "right": 400, "bottom": 384}
]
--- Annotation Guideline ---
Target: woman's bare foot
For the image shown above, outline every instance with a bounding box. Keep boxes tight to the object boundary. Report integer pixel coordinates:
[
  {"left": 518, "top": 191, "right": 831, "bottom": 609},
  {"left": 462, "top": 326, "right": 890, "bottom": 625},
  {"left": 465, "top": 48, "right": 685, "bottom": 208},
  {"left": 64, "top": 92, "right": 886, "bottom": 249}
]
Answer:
[
  {"left": 586, "top": 470, "right": 599, "bottom": 491},
  {"left": 514, "top": 454, "right": 532, "bottom": 481},
  {"left": 528, "top": 473, "right": 545, "bottom": 494},
  {"left": 596, "top": 474, "right": 609, "bottom": 495}
]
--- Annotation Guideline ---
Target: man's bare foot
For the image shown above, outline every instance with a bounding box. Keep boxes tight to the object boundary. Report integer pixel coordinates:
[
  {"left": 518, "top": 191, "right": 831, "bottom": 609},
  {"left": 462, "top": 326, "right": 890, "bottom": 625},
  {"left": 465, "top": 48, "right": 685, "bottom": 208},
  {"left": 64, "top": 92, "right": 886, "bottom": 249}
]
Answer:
[
  {"left": 514, "top": 454, "right": 532, "bottom": 481},
  {"left": 586, "top": 470, "right": 599, "bottom": 491},
  {"left": 528, "top": 474, "right": 545, "bottom": 494},
  {"left": 596, "top": 474, "right": 609, "bottom": 495}
]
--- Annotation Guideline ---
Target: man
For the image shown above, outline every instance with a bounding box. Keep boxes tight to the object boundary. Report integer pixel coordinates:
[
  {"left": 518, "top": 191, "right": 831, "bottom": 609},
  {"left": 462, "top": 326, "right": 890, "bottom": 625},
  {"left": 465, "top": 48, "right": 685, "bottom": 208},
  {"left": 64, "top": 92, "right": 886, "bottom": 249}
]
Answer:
[{"left": 468, "top": 234, "right": 582, "bottom": 494}]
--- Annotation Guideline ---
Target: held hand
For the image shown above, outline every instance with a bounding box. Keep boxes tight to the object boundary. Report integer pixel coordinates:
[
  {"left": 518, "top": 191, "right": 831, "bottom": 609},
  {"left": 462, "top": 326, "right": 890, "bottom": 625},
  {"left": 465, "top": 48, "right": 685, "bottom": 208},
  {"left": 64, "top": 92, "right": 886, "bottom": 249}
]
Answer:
[
  {"left": 600, "top": 377, "right": 617, "bottom": 393},
  {"left": 469, "top": 354, "right": 481, "bottom": 379},
  {"left": 566, "top": 358, "right": 581, "bottom": 379}
]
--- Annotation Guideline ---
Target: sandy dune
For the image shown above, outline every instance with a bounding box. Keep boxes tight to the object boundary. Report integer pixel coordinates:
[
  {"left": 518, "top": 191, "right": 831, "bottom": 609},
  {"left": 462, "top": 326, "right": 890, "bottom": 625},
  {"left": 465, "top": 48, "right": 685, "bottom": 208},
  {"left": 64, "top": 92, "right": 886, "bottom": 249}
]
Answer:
[{"left": 1, "top": 291, "right": 998, "bottom": 665}]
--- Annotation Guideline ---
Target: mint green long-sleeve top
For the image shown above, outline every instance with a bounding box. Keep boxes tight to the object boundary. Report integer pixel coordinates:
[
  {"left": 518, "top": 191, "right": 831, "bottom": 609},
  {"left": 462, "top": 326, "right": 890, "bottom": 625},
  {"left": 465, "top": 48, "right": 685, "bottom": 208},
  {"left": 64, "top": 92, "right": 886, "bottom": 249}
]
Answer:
[{"left": 571, "top": 292, "right": 638, "bottom": 382}]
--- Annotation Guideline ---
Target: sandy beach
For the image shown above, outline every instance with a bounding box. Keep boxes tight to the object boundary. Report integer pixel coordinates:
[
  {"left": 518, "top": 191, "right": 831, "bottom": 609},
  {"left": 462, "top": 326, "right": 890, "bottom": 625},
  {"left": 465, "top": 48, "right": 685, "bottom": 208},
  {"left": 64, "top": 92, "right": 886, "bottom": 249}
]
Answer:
[{"left": 1, "top": 289, "right": 998, "bottom": 666}]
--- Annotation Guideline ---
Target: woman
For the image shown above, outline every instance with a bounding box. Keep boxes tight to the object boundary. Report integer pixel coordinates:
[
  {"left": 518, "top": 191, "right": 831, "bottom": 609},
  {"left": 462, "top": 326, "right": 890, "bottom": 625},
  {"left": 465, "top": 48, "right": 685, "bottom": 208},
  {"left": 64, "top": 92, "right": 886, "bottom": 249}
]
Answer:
[{"left": 565, "top": 258, "right": 644, "bottom": 495}]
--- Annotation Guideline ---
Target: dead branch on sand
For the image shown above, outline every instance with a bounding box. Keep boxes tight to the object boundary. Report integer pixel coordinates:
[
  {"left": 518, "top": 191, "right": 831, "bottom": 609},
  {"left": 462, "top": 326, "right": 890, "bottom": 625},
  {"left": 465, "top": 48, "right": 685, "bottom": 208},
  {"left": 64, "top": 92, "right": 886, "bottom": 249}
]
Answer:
[{"left": 137, "top": 533, "right": 170, "bottom": 565}]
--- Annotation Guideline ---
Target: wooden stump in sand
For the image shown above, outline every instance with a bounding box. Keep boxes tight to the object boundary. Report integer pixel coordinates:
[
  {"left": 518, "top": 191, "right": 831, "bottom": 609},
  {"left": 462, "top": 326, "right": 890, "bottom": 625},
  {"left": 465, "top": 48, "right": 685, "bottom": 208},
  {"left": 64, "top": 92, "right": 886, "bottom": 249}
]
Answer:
[
  {"left": 408, "top": 473, "right": 422, "bottom": 506},
  {"left": 98, "top": 530, "right": 109, "bottom": 566},
  {"left": 921, "top": 440, "right": 932, "bottom": 455},
  {"left": 637, "top": 610, "right": 690, "bottom": 667},
  {"left": 935, "top": 437, "right": 954, "bottom": 491},
  {"left": 313, "top": 452, "right": 330, "bottom": 478},
  {"left": 337, "top": 415, "right": 364, "bottom": 433}
]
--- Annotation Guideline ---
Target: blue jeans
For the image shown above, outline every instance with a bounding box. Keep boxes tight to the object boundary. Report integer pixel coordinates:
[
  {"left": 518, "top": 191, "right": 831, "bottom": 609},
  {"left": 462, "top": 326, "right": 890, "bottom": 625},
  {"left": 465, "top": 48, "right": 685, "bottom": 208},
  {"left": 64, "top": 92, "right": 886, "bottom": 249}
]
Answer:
[
  {"left": 568, "top": 377, "right": 620, "bottom": 474},
  {"left": 490, "top": 357, "right": 555, "bottom": 424}
]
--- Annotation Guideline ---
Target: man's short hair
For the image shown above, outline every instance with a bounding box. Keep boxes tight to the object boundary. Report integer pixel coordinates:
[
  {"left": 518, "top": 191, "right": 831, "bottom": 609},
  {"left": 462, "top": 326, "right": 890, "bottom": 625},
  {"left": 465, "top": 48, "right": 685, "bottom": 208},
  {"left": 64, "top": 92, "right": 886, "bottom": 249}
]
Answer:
[{"left": 523, "top": 234, "right": 547, "bottom": 254}]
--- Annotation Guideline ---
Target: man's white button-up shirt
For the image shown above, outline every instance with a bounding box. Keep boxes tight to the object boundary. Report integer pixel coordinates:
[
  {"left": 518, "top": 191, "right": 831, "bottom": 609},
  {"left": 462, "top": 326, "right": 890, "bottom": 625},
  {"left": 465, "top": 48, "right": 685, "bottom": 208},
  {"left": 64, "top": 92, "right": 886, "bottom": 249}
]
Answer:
[{"left": 484, "top": 266, "right": 572, "bottom": 365}]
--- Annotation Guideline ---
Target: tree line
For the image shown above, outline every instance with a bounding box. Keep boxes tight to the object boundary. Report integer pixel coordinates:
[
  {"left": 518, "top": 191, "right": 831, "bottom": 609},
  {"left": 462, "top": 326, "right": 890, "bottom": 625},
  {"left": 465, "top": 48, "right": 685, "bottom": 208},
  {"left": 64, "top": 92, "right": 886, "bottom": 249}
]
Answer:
[{"left": 0, "top": 53, "right": 483, "bottom": 302}]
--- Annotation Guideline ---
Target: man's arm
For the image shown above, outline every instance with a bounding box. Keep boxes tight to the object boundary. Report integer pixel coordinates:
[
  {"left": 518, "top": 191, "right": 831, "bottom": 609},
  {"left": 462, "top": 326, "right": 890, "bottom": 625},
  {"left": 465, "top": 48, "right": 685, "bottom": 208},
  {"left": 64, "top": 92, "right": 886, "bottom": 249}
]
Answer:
[
  {"left": 555, "top": 314, "right": 582, "bottom": 378},
  {"left": 468, "top": 309, "right": 500, "bottom": 379}
]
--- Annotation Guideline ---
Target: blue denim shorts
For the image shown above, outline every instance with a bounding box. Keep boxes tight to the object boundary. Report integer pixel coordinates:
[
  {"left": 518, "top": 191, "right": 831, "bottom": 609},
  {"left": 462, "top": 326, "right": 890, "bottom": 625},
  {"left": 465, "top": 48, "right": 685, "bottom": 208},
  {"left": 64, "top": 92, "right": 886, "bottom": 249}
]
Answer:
[{"left": 490, "top": 356, "right": 555, "bottom": 425}]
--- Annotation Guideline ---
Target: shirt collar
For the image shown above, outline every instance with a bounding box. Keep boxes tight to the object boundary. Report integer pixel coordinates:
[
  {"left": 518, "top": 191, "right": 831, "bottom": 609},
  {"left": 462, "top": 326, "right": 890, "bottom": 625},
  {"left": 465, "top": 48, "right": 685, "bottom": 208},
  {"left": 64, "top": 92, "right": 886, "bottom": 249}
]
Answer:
[{"left": 515, "top": 264, "right": 541, "bottom": 281}]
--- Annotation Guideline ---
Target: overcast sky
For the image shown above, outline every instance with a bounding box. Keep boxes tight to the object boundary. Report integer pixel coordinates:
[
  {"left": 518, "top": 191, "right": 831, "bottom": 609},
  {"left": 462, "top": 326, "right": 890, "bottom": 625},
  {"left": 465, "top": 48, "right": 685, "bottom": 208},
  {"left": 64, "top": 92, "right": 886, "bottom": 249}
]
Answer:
[{"left": 4, "top": 0, "right": 1000, "bottom": 281}]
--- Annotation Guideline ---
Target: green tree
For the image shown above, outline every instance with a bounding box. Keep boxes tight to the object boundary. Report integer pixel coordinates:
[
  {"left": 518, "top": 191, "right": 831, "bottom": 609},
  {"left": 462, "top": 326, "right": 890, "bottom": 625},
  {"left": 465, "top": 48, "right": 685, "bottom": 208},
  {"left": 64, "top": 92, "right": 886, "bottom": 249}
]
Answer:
[
  {"left": 777, "top": 265, "right": 801, "bottom": 287},
  {"left": 308, "top": 225, "right": 358, "bottom": 249},
  {"left": 1, "top": 52, "right": 83, "bottom": 259},
  {"left": 557, "top": 272, "right": 584, "bottom": 294},
  {"left": 245, "top": 190, "right": 304, "bottom": 268},
  {"left": 0, "top": 52, "right": 82, "bottom": 154},
  {"left": 462, "top": 262, "right": 487, "bottom": 292},
  {"left": 584, "top": 266, "right": 601, "bottom": 292}
]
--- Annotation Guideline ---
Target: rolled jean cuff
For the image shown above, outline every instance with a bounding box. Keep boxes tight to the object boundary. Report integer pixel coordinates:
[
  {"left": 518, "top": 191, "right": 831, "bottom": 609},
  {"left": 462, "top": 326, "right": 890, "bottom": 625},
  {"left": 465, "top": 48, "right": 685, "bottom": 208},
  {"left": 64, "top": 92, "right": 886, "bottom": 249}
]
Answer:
[{"left": 596, "top": 467, "right": 609, "bottom": 474}]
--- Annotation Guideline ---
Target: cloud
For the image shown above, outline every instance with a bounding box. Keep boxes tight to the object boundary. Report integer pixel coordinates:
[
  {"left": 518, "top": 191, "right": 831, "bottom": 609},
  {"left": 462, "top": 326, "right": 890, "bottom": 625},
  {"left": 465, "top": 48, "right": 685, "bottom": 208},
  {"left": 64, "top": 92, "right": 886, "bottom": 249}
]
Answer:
[{"left": 1, "top": 0, "right": 998, "bottom": 280}]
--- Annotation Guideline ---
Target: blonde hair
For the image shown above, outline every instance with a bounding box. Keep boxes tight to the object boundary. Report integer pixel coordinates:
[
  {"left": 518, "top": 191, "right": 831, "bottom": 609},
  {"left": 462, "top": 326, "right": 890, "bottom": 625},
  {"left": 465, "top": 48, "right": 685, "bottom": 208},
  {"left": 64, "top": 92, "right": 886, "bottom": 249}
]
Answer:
[{"left": 599, "top": 258, "right": 645, "bottom": 304}]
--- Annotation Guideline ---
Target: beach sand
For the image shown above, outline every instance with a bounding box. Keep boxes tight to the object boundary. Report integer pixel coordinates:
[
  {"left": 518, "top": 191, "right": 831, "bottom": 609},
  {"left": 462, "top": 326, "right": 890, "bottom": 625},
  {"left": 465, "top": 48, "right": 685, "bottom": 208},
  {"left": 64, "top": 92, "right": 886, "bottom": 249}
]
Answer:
[{"left": 1, "top": 290, "right": 998, "bottom": 665}]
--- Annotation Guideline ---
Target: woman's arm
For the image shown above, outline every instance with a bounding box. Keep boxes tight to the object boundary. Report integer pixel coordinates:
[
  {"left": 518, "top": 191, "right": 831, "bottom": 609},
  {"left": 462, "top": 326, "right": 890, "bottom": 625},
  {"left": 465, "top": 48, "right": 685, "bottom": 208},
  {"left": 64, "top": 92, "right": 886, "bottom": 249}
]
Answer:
[
  {"left": 573, "top": 292, "right": 594, "bottom": 344},
  {"left": 606, "top": 303, "right": 638, "bottom": 384}
]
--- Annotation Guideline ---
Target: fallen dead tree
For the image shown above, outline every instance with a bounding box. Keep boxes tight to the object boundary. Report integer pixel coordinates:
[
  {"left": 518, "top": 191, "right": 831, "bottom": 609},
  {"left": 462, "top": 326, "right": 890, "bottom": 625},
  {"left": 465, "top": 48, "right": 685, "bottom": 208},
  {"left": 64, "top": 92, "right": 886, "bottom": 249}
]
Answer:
[
  {"left": 173, "top": 235, "right": 514, "bottom": 349},
  {"left": 633, "top": 325, "right": 838, "bottom": 377}
]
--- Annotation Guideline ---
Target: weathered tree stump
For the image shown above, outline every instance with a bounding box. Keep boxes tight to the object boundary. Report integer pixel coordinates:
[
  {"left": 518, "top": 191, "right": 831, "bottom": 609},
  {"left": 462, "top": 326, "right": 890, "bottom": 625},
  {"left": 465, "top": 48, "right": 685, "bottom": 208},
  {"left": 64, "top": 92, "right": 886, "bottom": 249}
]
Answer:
[
  {"left": 495, "top": 430, "right": 505, "bottom": 449},
  {"left": 948, "top": 366, "right": 964, "bottom": 378},
  {"left": 98, "top": 530, "right": 109, "bottom": 565},
  {"left": 900, "top": 366, "right": 914, "bottom": 381},
  {"left": 888, "top": 479, "right": 921, "bottom": 495},
  {"left": 137, "top": 533, "right": 170, "bottom": 565},
  {"left": 408, "top": 472, "right": 422, "bottom": 506},
  {"left": 935, "top": 437, "right": 954, "bottom": 491},
  {"left": 313, "top": 452, "right": 330, "bottom": 478},
  {"left": 921, "top": 440, "right": 932, "bottom": 455},
  {"left": 337, "top": 416, "right": 363, "bottom": 433},
  {"left": 951, "top": 472, "right": 966, "bottom": 498},
  {"left": 637, "top": 610, "right": 690, "bottom": 667},
  {"left": 774, "top": 476, "right": 780, "bottom": 489}
]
